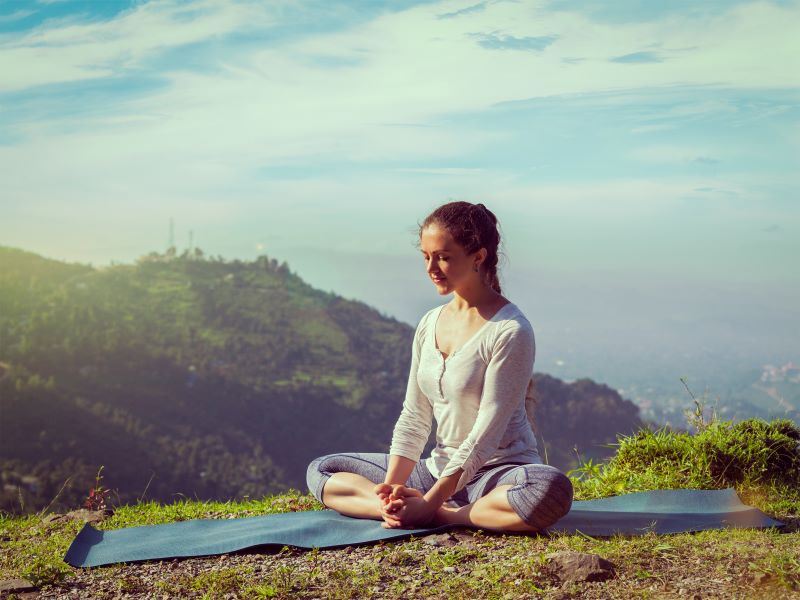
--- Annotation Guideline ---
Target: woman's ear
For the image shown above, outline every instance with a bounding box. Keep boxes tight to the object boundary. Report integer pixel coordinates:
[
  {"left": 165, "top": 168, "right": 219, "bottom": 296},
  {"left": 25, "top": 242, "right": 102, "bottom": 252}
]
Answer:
[{"left": 475, "top": 247, "right": 488, "bottom": 269}]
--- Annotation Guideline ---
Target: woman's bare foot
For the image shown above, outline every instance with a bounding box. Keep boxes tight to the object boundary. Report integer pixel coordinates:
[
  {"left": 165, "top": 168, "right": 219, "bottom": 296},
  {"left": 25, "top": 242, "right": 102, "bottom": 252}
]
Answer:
[{"left": 383, "top": 494, "right": 437, "bottom": 528}]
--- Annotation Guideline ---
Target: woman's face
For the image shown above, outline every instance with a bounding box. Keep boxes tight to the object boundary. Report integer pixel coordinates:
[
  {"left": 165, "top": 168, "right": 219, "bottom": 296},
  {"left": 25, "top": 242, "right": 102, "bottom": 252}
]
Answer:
[{"left": 420, "top": 222, "right": 484, "bottom": 294}]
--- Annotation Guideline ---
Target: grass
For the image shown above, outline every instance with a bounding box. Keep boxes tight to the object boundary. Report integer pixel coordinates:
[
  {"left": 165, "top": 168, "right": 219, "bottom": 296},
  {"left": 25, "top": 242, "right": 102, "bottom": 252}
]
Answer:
[
  {"left": 1, "top": 409, "right": 799, "bottom": 598},
  {"left": 567, "top": 413, "right": 800, "bottom": 515}
]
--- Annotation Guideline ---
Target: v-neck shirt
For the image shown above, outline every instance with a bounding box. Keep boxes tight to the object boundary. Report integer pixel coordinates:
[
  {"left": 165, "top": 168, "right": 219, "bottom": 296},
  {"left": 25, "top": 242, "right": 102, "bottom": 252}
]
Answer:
[
  {"left": 433, "top": 302, "right": 497, "bottom": 360},
  {"left": 388, "top": 301, "right": 541, "bottom": 493}
]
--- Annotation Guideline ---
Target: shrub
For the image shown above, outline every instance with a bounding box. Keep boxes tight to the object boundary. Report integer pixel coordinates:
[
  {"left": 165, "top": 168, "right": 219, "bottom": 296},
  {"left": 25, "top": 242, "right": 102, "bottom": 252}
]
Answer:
[{"left": 569, "top": 414, "right": 800, "bottom": 501}]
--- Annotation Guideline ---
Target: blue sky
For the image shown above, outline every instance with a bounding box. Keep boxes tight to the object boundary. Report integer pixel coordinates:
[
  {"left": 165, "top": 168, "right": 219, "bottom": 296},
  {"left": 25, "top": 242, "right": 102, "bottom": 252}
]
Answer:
[{"left": 1, "top": 0, "right": 798, "bottom": 397}]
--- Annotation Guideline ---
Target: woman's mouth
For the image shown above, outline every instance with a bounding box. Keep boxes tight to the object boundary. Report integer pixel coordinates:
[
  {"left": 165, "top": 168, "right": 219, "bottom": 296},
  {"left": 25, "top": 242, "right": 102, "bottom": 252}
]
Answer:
[{"left": 432, "top": 277, "right": 447, "bottom": 284}]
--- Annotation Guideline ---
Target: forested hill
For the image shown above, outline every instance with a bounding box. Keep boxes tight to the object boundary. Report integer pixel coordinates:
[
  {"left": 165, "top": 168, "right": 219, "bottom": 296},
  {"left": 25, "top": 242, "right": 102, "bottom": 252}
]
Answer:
[{"left": 0, "top": 246, "right": 643, "bottom": 514}]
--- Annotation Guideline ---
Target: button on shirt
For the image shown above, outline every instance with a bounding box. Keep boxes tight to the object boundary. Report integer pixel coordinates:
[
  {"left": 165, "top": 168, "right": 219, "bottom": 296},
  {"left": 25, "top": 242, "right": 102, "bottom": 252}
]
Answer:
[{"left": 388, "top": 301, "right": 541, "bottom": 493}]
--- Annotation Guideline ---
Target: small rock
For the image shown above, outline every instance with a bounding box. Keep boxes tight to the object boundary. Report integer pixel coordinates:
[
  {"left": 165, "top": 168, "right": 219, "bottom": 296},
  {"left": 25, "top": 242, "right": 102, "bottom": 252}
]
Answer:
[
  {"left": 64, "top": 509, "right": 110, "bottom": 524},
  {"left": 753, "top": 572, "right": 773, "bottom": 585},
  {"left": 443, "top": 566, "right": 456, "bottom": 573},
  {"left": 0, "top": 578, "right": 37, "bottom": 593},
  {"left": 422, "top": 533, "right": 457, "bottom": 547},
  {"left": 545, "top": 550, "right": 615, "bottom": 583},
  {"left": 449, "top": 530, "right": 480, "bottom": 546},
  {"left": 42, "top": 513, "right": 65, "bottom": 524}
]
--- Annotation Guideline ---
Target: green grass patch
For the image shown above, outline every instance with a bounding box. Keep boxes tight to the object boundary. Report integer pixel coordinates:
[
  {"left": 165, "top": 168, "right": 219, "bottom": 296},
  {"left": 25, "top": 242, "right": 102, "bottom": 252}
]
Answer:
[
  {"left": 1, "top": 410, "right": 798, "bottom": 598},
  {"left": 568, "top": 414, "right": 800, "bottom": 517}
]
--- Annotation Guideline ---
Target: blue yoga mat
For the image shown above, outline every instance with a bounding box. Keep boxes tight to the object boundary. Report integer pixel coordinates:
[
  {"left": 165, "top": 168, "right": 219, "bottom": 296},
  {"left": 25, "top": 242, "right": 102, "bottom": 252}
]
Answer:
[{"left": 63, "top": 488, "right": 783, "bottom": 568}]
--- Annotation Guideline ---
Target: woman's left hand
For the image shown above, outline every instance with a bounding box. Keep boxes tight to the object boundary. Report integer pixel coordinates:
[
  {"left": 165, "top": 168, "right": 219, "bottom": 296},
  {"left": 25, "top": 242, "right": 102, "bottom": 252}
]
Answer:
[{"left": 379, "top": 486, "right": 437, "bottom": 529}]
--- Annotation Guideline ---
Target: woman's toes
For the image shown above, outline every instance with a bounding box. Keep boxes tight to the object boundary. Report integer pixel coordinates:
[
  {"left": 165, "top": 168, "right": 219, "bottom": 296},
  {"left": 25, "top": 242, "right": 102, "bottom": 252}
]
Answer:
[{"left": 390, "top": 484, "right": 422, "bottom": 500}]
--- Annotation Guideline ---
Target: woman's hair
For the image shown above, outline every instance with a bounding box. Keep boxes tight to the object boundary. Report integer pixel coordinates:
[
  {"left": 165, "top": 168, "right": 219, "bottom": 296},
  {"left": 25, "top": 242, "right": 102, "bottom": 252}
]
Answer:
[{"left": 417, "top": 201, "right": 504, "bottom": 294}]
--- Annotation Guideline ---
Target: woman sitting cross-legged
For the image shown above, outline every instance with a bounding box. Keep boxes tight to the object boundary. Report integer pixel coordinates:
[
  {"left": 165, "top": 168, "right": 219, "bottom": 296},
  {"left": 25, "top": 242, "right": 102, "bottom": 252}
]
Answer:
[{"left": 306, "top": 201, "right": 573, "bottom": 532}]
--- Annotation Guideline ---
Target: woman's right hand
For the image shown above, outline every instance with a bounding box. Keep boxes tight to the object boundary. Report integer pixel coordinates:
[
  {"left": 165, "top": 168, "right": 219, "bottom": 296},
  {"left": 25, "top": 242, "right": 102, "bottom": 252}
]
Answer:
[
  {"left": 374, "top": 483, "right": 400, "bottom": 526},
  {"left": 373, "top": 483, "right": 422, "bottom": 527},
  {"left": 374, "top": 483, "right": 403, "bottom": 509}
]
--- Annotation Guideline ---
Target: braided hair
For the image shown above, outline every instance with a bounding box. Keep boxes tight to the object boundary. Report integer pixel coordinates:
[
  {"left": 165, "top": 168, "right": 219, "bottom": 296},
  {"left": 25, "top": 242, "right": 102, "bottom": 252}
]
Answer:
[{"left": 417, "top": 201, "right": 503, "bottom": 294}]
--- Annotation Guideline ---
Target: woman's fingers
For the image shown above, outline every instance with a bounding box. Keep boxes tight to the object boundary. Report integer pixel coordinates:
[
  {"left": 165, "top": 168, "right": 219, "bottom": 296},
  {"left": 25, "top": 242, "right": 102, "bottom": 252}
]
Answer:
[
  {"left": 384, "top": 497, "right": 406, "bottom": 512},
  {"left": 380, "top": 507, "right": 403, "bottom": 527},
  {"left": 384, "top": 511, "right": 403, "bottom": 524},
  {"left": 376, "top": 484, "right": 425, "bottom": 523},
  {"left": 390, "top": 486, "right": 423, "bottom": 503},
  {"left": 374, "top": 483, "right": 393, "bottom": 496},
  {"left": 381, "top": 503, "right": 411, "bottom": 525}
]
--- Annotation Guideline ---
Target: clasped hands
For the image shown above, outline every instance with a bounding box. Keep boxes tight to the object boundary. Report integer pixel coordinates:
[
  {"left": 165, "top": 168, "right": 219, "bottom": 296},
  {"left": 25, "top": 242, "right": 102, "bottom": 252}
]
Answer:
[{"left": 373, "top": 483, "right": 437, "bottom": 529}]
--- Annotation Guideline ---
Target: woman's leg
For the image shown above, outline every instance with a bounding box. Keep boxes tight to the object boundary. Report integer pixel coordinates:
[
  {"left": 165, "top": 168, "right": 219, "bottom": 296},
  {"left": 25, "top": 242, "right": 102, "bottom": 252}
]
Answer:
[
  {"left": 435, "top": 463, "right": 573, "bottom": 532},
  {"left": 306, "top": 452, "right": 436, "bottom": 520}
]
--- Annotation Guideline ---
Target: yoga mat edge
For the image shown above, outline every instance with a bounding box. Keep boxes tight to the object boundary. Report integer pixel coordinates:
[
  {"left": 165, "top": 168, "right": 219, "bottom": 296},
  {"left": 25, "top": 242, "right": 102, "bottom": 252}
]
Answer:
[{"left": 62, "top": 488, "right": 785, "bottom": 568}]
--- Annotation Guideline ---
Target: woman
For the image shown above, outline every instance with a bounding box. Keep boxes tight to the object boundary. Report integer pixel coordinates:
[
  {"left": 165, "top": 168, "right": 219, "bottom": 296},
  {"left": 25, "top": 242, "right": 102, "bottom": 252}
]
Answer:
[{"left": 306, "top": 201, "right": 573, "bottom": 532}]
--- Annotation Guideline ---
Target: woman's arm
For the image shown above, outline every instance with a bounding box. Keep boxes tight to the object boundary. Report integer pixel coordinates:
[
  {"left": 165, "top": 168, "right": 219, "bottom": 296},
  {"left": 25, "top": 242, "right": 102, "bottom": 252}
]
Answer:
[
  {"left": 387, "top": 317, "right": 434, "bottom": 464},
  {"left": 423, "top": 469, "right": 461, "bottom": 506},
  {"left": 384, "top": 454, "right": 417, "bottom": 485},
  {"left": 377, "top": 316, "right": 435, "bottom": 523}
]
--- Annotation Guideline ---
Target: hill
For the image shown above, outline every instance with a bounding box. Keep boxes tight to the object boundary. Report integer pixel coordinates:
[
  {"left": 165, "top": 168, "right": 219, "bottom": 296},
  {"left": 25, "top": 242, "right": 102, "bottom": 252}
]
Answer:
[{"left": 0, "top": 245, "right": 643, "bottom": 514}]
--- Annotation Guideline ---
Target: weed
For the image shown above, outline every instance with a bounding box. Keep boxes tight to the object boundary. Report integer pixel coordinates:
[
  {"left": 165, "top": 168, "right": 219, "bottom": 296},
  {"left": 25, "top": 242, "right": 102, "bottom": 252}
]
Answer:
[
  {"left": 20, "top": 555, "right": 71, "bottom": 587},
  {"left": 187, "top": 566, "right": 249, "bottom": 596},
  {"left": 83, "top": 465, "right": 112, "bottom": 512}
]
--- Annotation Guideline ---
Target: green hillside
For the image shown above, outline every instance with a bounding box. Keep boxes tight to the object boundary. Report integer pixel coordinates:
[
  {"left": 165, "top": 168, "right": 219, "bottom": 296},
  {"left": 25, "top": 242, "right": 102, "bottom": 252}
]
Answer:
[{"left": 0, "top": 245, "right": 642, "bottom": 515}]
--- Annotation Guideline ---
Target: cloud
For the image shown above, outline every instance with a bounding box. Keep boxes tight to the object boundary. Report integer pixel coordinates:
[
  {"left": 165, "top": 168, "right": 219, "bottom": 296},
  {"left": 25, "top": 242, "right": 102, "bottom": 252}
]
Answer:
[
  {"left": 0, "top": 0, "right": 798, "bottom": 225},
  {"left": 437, "top": 2, "right": 487, "bottom": 19},
  {"left": 393, "top": 167, "right": 486, "bottom": 175},
  {"left": 692, "top": 156, "right": 720, "bottom": 165},
  {"left": 633, "top": 145, "right": 727, "bottom": 166},
  {"left": 0, "top": 0, "right": 275, "bottom": 92},
  {"left": 610, "top": 51, "right": 663, "bottom": 63},
  {"left": 0, "top": 10, "right": 36, "bottom": 24},
  {"left": 691, "top": 187, "right": 738, "bottom": 197},
  {"left": 470, "top": 32, "right": 559, "bottom": 51}
]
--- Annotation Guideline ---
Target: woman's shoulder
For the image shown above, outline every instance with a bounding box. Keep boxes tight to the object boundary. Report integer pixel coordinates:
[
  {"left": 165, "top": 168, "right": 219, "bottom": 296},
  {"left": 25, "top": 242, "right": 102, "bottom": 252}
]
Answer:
[
  {"left": 412, "top": 304, "right": 443, "bottom": 338},
  {"left": 492, "top": 302, "right": 535, "bottom": 343}
]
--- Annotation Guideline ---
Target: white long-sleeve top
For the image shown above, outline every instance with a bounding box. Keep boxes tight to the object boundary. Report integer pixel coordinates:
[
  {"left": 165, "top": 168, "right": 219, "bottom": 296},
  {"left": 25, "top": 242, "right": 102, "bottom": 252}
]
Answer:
[{"left": 388, "top": 301, "right": 540, "bottom": 493}]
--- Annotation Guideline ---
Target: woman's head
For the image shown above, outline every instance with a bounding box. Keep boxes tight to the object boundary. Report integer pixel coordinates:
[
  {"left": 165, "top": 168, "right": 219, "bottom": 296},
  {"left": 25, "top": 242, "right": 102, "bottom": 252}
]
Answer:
[{"left": 417, "top": 201, "right": 503, "bottom": 295}]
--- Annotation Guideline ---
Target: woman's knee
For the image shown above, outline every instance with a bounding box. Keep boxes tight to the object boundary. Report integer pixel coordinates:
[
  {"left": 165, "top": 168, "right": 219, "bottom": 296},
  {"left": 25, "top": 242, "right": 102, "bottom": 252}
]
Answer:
[
  {"left": 305, "top": 452, "right": 388, "bottom": 503},
  {"left": 306, "top": 454, "right": 332, "bottom": 503},
  {"left": 505, "top": 464, "right": 573, "bottom": 531}
]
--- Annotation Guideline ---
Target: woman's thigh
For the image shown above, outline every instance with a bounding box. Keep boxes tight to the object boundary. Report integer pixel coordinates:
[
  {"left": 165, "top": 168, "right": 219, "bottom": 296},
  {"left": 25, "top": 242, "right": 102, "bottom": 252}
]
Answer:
[
  {"left": 464, "top": 463, "right": 574, "bottom": 530},
  {"left": 306, "top": 452, "right": 437, "bottom": 503}
]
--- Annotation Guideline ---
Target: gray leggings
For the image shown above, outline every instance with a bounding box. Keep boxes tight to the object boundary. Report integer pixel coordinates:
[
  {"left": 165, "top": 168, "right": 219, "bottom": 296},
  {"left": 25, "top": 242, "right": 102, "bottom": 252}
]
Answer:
[{"left": 306, "top": 452, "right": 573, "bottom": 531}]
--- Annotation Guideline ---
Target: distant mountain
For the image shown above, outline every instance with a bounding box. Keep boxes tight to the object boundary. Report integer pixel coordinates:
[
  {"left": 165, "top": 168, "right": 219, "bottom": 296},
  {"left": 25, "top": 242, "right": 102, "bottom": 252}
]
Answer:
[
  {"left": 529, "top": 374, "right": 644, "bottom": 467},
  {"left": 0, "top": 246, "right": 644, "bottom": 514}
]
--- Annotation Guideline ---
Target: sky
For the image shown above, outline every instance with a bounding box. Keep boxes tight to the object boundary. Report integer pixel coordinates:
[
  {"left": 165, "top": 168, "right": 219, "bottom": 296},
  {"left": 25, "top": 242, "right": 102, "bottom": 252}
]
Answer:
[{"left": 1, "top": 0, "right": 798, "bottom": 404}]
